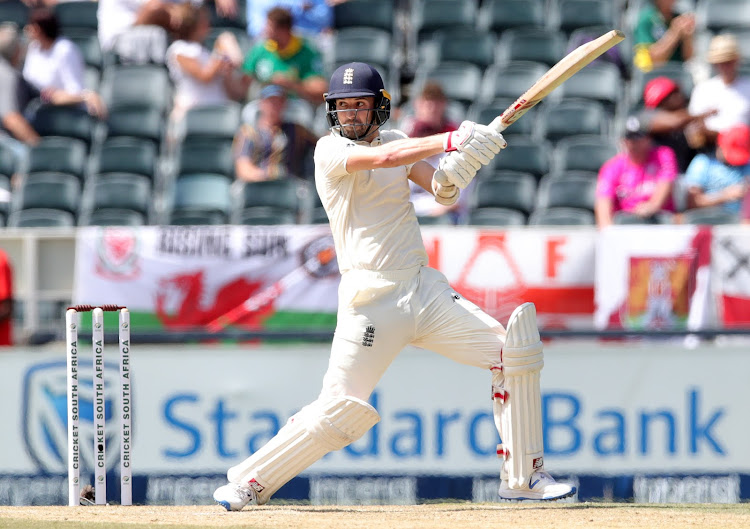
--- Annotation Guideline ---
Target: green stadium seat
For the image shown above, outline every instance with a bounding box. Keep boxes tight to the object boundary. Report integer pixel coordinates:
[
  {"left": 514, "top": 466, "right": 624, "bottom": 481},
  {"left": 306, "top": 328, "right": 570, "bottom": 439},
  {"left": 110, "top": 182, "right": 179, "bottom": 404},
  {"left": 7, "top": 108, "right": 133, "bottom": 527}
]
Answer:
[
  {"left": 556, "top": 62, "right": 624, "bottom": 113},
  {"left": 17, "top": 172, "right": 81, "bottom": 215},
  {"left": 536, "top": 173, "right": 596, "bottom": 211},
  {"left": 467, "top": 208, "right": 527, "bottom": 226},
  {"left": 557, "top": 0, "right": 617, "bottom": 36},
  {"left": 27, "top": 137, "right": 88, "bottom": 181},
  {"left": 85, "top": 173, "right": 152, "bottom": 216},
  {"left": 169, "top": 173, "right": 232, "bottom": 223},
  {"left": 478, "top": 0, "right": 546, "bottom": 35},
  {"left": 101, "top": 64, "right": 172, "bottom": 113},
  {"left": 487, "top": 136, "right": 551, "bottom": 179},
  {"left": 93, "top": 137, "right": 158, "bottom": 180},
  {"left": 331, "top": 27, "right": 393, "bottom": 74},
  {"left": 177, "top": 139, "right": 234, "bottom": 178},
  {"left": 420, "top": 29, "right": 497, "bottom": 70},
  {"left": 8, "top": 208, "right": 75, "bottom": 228},
  {"left": 55, "top": 2, "right": 98, "bottom": 32},
  {"left": 468, "top": 98, "right": 539, "bottom": 138},
  {"left": 413, "top": 0, "right": 477, "bottom": 42},
  {"left": 412, "top": 62, "right": 484, "bottom": 107},
  {"left": 183, "top": 103, "right": 241, "bottom": 141},
  {"left": 65, "top": 29, "right": 102, "bottom": 70},
  {"left": 237, "top": 207, "right": 297, "bottom": 226},
  {"left": 497, "top": 28, "right": 567, "bottom": 67},
  {"left": 0, "top": 1, "right": 29, "bottom": 28},
  {"left": 697, "top": 0, "right": 750, "bottom": 32},
  {"left": 474, "top": 173, "right": 537, "bottom": 215},
  {"left": 480, "top": 61, "right": 548, "bottom": 102},
  {"left": 334, "top": 0, "right": 394, "bottom": 32},
  {"left": 31, "top": 105, "right": 96, "bottom": 146},
  {"left": 553, "top": 135, "right": 619, "bottom": 174},
  {"left": 540, "top": 99, "right": 610, "bottom": 143},
  {"left": 105, "top": 106, "right": 164, "bottom": 145},
  {"left": 83, "top": 208, "right": 146, "bottom": 227},
  {"left": 681, "top": 206, "right": 740, "bottom": 225},
  {"left": 528, "top": 206, "right": 595, "bottom": 225}
]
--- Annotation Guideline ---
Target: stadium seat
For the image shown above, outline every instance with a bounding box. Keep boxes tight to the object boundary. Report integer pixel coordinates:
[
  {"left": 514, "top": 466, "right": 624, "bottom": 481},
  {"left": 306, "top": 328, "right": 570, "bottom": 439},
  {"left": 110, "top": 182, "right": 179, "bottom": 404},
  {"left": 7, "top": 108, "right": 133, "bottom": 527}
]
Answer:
[
  {"left": 467, "top": 99, "right": 539, "bottom": 138},
  {"left": 7, "top": 208, "right": 75, "bottom": 228},
  {"left": 553, "top": 135, "right": 618, "bottom": 174},
  {"left": 612, "top": 211, "right": 661, "bottom": 224},
  {"left": 417, "top": 214, "right": 454, "bottom": 226},
  {"left": 54, "top": 2, "right": 98, "bottom": 32},
  {"left": 101, "top": 64, "right": 172, "bottom": 113},
  {"left": 31, "top": 105, "right": 96, "bottom": 146},
  {"left": 539, "top": 99, "right": 610, "bottom": 143},
  {"left": 467, "top": 208, "right": 527, "bottom": 226},
  {"left": 169, "top": 210, "right": 227, "bottom": 225},
  {"left": 528, "top": 207, "right": 596, "bottom": 225},
  {"left": 480, "top": 61, "right": 549, "bottom": 102},
  {"left": 412, "top": 62, "right": 484, "bottom": 107},
  {"left": 497, "top": 28, "right": 567, "bottom": 67},
  {"left": 237, "top": 207, "right": 298, "bottom": 226},
  {"left": 27, "top": 137, "right": 88, "bottom": 181},
  {"left": 473, "top": 173, "right": 537, "bottom": 215},
  {"left": 419, "top": 29, "right": 497, "bottom": 70},
  {"left": 0, "top": 1, "right": 29, "bottom": 28},
  {"left": 16, "top": 172, "right": 81, "bottom": 215},
  {"left": 555, "top": 62, "right": 623, "bottom": 113},
  {"left": 333, "top": 0, "right": 395, "bottom": 32},
  {"left": 330, "top": 27, "right": 393, "bottom": 75},
  {"left": 93, "top": 137, "right": 159, "bottom": 180},
  {"left": 183, "top": 103, "right": 241, "bottom": 142},
  {"left": 169, "top": 173, "right": 233, "bottom": 222},
  {"left": 413, "top": 0, "right": 477, "bottom": 42},
  {"left": 234, "top": 179, "right": 302, "bottom": 214},
  {"left": 478, "top": 0, "right": 546, "bottom": 35},
  {"left": 83, "top": 208, "right": 146, "bottom": 227},
  {"left": 697, "top": 0, "right": 750, "bottom": 32},
  {"left": 105, "top": 106, "right": 164, "bottom": 145},
  {"left": 487, "top": 136, "right": 551, "bottom": 180},
  {"left": 535, "top": 173, "right": 596, "bottom": 211},
  {"left": 311, "top": 206, "right": 329, "bottom": 224},
  {"left": 681, "top": 206, "right": 740, "bottom": 225},
  {"left": 556, "top": 0, "right": 617, "bottom": 36},
  {"left": 65, "top": 29, "right": 102, "bottom": 71},
  {"left": 177, "top": 139, "right": 234, "bottom": 179},
  {"left": 84, "top": 173, "right": 152, "bottom": 217}
]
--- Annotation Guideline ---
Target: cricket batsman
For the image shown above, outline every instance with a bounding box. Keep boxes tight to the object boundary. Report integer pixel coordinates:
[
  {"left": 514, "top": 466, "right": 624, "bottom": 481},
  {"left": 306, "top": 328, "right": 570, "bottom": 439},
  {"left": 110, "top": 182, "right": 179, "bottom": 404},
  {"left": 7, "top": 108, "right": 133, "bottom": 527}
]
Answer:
[{"left": 213, "top": 62, "right": 576, "bottom": 509}]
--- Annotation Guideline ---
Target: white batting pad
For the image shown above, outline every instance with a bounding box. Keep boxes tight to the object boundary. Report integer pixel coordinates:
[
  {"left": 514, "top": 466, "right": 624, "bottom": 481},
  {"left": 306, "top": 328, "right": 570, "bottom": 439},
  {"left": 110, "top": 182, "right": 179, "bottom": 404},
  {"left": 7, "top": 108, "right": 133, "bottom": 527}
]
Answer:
[
  {"left": 493, "top": 302, "right": 545, "bottom": 489},
  {"left": 227, "top": 395, "right": 380, "bottom": 504}
]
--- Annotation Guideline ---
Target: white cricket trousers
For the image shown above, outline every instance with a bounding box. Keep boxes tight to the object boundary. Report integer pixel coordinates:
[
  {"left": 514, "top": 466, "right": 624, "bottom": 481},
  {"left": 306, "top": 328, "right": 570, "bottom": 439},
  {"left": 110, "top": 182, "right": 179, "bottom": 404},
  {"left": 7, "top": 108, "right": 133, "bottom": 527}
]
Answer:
[{"left": 319, "top": 265, "right": 506, "bottom": 401}]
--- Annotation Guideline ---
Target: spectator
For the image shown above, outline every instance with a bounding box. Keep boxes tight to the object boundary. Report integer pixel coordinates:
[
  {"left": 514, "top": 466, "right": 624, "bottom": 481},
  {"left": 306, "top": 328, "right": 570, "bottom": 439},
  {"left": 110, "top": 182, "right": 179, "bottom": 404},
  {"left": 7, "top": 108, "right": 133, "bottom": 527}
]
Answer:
[
  {"left": 98, "top": 0, "right": 238, "bottom": 62},
  {"left": 0, "top": 22, "right": 39, "bottom": 171},
  {"left": 639, "top": 76, "right": 714, "bottom": 172},
  {"left": 689, "top": 34, "right": 750, "bottom": 147},
  {"left": 683, "top": 124, "right": 750, "bottom": 216},
  {"left": 166, "top": 3, "right": 250, "bottom": 128},
  {"left": 0, "top": 248, "right": 12, "bottom": 347},
  {"left": 242, "top": 7, "right": 328, "bottom": 105},
  {"left": 23, "top": 8, "right": 107, "bottom": 119},
  {"left": 401, "top": 81, "right": 459, "bottom": 139},
  {"left": 232, "top": 84, "right": 318, "bottom": 182},
  {"left": 595, "top": 115, "right": 678, "bottom": 227},
  {"left": 632, "top": 0, "right": 694, "bottom": 73},
  {"left": 400, "top": 81, "right": 465, "bottom": 222}
]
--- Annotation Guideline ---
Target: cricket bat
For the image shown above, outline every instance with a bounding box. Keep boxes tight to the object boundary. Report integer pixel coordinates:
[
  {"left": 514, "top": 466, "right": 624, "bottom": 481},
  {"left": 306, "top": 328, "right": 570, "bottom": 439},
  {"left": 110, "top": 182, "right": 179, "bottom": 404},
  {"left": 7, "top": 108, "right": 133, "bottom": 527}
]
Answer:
[{"left": 490, "top": 29, "right": 625, "bottom": 132}]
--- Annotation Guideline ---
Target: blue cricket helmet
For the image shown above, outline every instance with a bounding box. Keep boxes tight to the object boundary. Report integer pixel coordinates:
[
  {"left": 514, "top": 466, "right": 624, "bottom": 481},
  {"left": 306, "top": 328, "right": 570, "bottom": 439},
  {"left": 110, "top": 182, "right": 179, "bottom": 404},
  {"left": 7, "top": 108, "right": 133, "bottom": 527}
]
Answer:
[{"left": 324, "top": 62, "right": 391, "bottom": 137}]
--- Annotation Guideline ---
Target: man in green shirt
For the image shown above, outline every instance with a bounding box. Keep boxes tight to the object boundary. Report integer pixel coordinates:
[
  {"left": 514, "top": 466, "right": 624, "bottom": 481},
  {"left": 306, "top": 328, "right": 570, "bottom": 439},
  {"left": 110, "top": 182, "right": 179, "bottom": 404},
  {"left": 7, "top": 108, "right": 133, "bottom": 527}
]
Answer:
[
  {"left": 633, "top": 0, "right": 694, "bottom": 73},
  {"left": 242, "top": 7, "right": 328, "bottom": 105}
]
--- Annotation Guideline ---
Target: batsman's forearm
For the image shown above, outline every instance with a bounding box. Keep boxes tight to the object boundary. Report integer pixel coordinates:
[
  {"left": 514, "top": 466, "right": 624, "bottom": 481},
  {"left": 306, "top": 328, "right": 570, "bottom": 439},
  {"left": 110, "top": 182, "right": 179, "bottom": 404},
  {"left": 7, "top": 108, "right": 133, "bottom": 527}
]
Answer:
[{"left": 369, "top": 135, "right": 445, "bottom": 168}]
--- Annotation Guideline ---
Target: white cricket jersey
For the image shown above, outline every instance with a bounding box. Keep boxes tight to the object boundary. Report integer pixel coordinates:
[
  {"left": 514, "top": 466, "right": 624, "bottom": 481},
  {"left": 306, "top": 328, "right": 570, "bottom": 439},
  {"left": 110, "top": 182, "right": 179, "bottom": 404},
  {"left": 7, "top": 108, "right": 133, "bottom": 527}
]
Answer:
[{"left": 314, "top": 130, "right": 429, "bottom": 273}]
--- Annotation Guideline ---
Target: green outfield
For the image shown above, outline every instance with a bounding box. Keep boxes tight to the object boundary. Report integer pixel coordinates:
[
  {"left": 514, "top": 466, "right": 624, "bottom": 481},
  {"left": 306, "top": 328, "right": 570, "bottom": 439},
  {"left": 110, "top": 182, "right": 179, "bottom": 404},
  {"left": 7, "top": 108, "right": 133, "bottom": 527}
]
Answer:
[{"left": 1, "top": 503, "right": 750, "bottom": 529}]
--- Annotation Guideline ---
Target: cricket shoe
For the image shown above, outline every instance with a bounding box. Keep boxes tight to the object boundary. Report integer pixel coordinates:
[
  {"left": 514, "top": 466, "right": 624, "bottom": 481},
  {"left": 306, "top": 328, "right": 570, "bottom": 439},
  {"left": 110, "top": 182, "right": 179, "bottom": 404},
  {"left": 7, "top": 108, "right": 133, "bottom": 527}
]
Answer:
[
  {"left": 213, "top": 482, "right": 257, "bottom": 511},
  {"left": 498, "top": 471, "right": 576, "bottom": 501}
]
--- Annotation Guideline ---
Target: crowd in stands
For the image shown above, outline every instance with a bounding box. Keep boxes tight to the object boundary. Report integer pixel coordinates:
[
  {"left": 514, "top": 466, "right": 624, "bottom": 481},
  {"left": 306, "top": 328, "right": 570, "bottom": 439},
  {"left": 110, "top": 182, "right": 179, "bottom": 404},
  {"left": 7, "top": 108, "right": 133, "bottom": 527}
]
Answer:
[{"left": 0, "top": 0, "right": 750, "bottom": 228}]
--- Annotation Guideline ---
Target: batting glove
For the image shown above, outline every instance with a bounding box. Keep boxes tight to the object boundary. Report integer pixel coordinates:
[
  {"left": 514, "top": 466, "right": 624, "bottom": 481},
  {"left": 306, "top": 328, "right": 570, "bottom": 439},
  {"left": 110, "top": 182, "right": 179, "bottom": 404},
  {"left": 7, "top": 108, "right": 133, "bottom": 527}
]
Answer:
[
  {"left": 444, "top": 121, "right": 508, "bottom": 166},
  {"left": 434, "top": 150, "right": 479, "bottom": 189},
  {"left": 431, "top": 177, "right": 459, "bottom": 206}
]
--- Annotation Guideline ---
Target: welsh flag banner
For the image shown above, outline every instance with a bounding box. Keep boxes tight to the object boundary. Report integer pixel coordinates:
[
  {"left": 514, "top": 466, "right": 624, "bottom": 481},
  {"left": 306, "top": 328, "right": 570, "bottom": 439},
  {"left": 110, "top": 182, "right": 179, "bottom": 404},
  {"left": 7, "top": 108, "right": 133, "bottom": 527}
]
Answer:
[
  {"left": 594, "top": 225, "right": 714, "bottom": 331},
  {"left": 73, "top": 225, "right": 341, "bottom": 331},
  {"left": 713, "top": 227, "right": 750, "bottom": 327},
  {"left": 73, "top": 226, "right": 598, "bottom": 332}
]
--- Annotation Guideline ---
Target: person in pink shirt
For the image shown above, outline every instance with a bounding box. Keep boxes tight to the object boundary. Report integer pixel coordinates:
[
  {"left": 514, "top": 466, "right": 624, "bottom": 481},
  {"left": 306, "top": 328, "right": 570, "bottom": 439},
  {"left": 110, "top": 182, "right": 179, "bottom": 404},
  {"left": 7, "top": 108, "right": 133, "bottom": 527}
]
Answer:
[{"left": 595, "top": 114, "right": 678, "bottom": 227}]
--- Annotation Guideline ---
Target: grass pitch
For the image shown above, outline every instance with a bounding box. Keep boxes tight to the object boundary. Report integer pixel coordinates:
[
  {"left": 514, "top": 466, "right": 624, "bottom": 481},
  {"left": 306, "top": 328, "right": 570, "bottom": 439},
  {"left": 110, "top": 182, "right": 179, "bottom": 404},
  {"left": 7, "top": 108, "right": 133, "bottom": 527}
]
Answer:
[{"left": 1, "top": 503, "right": 750, "bottom": 529}]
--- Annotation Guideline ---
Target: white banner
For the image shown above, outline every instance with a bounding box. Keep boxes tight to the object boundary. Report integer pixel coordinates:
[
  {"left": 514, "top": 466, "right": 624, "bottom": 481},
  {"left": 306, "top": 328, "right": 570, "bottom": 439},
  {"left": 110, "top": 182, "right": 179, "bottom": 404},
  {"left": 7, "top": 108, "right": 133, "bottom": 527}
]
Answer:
[
  {"left": 73, "top": 226, "right": 598, "bottom": 329},
  {"left": 2, "top": 342, "right": 746, "bottom": 476},
  {"left": 713, "top": 226, "right": 750, "bottom": 327}
]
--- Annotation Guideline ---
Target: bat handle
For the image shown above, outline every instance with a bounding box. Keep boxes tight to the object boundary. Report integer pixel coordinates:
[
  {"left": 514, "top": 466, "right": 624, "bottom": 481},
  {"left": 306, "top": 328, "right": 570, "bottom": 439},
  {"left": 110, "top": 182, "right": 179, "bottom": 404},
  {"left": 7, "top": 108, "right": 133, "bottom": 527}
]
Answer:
[{"left": 489, "top": 115, "right": 508, "bottom": 133}]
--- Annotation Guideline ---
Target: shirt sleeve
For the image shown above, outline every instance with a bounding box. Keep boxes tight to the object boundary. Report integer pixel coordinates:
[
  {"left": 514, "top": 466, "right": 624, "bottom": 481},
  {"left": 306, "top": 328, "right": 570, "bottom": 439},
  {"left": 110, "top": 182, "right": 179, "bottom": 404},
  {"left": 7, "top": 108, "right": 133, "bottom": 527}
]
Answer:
[
  {"left": 596, "top": 156, "right": 620, "bottom": 199},
  {"left": 314, "top": 134, "right": 361, "bottom": 181},
  {"left": 633, "top": 10, "right": 656, "bottom": 46},
  {"left": 0, "top": 66, "right": 19, "bottom": 118},
  {"left": 683, "top": 154, "right": 709, "bottom": 189},
  {"left": 57, "top": 39, "right": 85, "bottom": 95},
  {"left": 654, "top": 145, "right": 678, "bottom": 182}
]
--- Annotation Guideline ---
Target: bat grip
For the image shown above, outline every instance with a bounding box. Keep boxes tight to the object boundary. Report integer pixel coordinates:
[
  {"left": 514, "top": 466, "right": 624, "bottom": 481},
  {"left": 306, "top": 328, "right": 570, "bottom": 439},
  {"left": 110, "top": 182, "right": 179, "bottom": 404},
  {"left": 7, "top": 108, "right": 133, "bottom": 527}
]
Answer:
[{"left": 489, "top": 115, "right": 508, "bottom": 133}]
